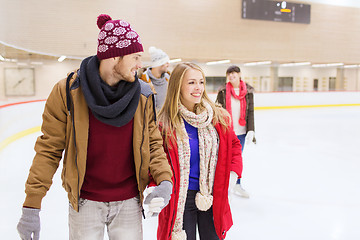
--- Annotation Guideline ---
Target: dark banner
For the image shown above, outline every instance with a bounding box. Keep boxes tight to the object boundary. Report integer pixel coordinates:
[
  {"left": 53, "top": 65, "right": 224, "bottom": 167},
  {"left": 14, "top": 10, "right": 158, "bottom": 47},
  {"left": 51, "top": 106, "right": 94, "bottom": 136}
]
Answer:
[{"left": 242, "top": 0, "right": 311, "bottom": 24}]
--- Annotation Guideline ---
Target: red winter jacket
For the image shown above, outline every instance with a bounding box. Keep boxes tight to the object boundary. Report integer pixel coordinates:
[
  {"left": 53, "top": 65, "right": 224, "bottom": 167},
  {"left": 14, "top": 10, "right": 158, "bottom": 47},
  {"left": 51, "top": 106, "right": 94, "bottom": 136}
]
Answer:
[{"left": 157, "top": 122, "right": 243, "bottom": 240}]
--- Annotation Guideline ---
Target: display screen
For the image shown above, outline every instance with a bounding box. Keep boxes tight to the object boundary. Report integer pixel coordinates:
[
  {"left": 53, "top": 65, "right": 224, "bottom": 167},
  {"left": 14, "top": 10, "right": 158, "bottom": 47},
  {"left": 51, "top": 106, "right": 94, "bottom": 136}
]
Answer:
[{"left": 242, "top": 0, "right": 311, "bottom": 24}]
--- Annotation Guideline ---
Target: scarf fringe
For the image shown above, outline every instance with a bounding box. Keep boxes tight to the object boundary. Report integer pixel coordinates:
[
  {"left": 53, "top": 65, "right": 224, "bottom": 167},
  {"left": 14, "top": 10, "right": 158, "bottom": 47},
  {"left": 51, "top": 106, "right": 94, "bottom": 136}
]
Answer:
[{"left": 172, "top": 230, "right": 187, "bottom": 240}]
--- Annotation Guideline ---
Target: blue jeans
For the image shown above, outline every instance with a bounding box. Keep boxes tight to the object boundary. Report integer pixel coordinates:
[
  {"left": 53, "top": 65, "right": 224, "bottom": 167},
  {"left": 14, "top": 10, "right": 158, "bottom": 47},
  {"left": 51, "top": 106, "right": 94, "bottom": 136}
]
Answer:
[
  {"left": 236, "top": 134, "right": 246, "bottom": 184},
  {"left": 237, "top": 134, "right": 246, "bottom": 153}
]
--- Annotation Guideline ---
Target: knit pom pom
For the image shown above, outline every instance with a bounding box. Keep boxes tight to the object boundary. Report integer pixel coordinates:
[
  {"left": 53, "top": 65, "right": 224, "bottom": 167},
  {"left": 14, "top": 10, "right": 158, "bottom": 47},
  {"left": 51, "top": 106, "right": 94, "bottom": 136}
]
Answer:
[
  {"left": 195, "top": 192, "right": 213, "bottom": 211},
  {"left": 171, "top": 230, "right": 187, "bottom": 240},
  {"left": 148, "top": 46, "right": 157, "bottom": 54},
  {"left": 97, "top": 14, "right": 112, "bottom": 29}
]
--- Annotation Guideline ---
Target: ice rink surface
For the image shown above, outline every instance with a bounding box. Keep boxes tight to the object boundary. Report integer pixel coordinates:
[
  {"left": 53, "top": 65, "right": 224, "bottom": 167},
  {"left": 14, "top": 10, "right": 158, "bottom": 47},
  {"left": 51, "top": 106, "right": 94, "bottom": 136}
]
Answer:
[{"left": 1, "top": 99, "right": 360, "bottom": 240}]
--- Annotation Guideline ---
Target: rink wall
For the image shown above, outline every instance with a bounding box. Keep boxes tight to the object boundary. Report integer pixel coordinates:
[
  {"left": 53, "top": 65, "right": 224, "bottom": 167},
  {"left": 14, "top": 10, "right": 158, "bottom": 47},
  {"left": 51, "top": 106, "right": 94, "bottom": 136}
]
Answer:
[
  {"left": 1, "top": 92, "right": 360, "bottom": 151},
  {"left": 208, "top": 91, "right": 360, "bottom": 109},
  {"left": 1, "top": 91, "right": 360, "bottom": 109}
]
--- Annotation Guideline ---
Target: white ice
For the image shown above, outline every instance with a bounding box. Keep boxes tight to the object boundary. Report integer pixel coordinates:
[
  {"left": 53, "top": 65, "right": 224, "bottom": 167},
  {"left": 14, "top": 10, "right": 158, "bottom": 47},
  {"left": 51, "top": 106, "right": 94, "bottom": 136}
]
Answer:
[{"left": 1, "top": 97, "right": 360, "bottom": 240}]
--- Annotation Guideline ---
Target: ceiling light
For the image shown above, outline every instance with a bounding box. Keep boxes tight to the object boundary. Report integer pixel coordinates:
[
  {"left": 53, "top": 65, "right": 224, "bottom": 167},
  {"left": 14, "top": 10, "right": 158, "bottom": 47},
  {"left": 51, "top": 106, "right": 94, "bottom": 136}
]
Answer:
[
  {"left": 326, "top": 63, "right": 344, "bottom": 67},
  {"left": 312, "top": 64, "right": 326, "bottom": 68},
  {"left": 280, "top": 62, "right": 311, "bottom": 67},
  {"left": 206, "top": 59, "right": 231, "bottom": 65},
  {"left": 169, "top": 58, "right": 182, "bottom": 63},
  {"left": 30, "top": 61, "right": 44, "bottom": 65},
  {"left": 312, "top": 63, "right": 344, "bottom": 68},
  {"left": 4, "top": 58, "right": 18, "bottom": 62},
  {"left": 244, "top": 61, "right": 271, "bottom": 66},
  {"left": 58, "top": 55, "right": 67, "bottom": 62},
  {"left": 344, "top": 65, "right": 360, "bottom": 68},
  {"left": 0, "top": 54, "right": 4, "bottom": 61}
]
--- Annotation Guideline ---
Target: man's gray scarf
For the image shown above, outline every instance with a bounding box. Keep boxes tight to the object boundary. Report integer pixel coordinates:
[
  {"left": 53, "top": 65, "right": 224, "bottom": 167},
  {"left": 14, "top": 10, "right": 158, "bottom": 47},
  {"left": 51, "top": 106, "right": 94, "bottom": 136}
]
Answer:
[
  {"left": 147, "top": 69, "right": 168, "bottom": 86},
  {"left": 79, "top": 55, "right": 140, "bottom": 127}
]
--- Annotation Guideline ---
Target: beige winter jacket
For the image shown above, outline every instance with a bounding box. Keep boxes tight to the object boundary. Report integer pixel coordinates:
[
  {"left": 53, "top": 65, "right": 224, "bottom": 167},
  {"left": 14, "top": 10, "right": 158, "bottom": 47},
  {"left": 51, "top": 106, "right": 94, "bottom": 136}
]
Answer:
[{"left": 23, "top": 71, "right": 172, "bottom": 211}]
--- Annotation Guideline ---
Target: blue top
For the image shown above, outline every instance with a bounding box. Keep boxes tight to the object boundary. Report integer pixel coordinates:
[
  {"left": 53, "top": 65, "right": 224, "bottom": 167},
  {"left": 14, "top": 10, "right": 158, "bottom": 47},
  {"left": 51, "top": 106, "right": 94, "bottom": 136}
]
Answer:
[{"left": 184, "top": 120, "right": 200, "bottom": 191}]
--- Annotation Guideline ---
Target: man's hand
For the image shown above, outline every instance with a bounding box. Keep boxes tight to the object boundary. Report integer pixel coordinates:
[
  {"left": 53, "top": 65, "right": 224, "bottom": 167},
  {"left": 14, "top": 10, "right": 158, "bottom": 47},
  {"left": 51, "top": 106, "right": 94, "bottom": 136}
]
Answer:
[
  {"left": 144, "top": 181, "right": 172, "bottom": 217},
  {"left": 17, "top": 207, "right": 41, "bottom": 240}
]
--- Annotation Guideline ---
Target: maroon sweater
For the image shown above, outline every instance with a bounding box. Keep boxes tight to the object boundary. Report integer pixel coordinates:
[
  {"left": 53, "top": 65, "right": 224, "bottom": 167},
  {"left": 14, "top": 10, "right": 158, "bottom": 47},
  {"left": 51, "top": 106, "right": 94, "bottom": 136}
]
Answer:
[{"left": 80, "top": 110, "right": 138, "bottom": 202}]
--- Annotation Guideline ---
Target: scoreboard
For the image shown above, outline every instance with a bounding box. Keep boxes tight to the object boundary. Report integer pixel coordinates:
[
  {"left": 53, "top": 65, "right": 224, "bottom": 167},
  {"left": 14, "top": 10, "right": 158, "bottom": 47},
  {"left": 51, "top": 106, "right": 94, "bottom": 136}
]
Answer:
[{"left": 242, "top": 0, "right": 311, "bottom": 24}]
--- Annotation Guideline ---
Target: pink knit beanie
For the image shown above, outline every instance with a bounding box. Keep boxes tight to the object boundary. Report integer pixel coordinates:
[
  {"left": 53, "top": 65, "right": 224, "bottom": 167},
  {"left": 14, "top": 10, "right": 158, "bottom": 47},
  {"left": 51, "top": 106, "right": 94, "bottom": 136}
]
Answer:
[{"left": 96, "top": 14, "right": 143, "bottom": 60}]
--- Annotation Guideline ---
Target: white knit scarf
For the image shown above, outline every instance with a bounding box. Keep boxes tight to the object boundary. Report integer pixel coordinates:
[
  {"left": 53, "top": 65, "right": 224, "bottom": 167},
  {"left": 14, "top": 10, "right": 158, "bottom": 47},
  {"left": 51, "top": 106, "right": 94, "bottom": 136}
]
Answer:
[{"left": 171, "top": 101, "right": 219, "bottom": 240}]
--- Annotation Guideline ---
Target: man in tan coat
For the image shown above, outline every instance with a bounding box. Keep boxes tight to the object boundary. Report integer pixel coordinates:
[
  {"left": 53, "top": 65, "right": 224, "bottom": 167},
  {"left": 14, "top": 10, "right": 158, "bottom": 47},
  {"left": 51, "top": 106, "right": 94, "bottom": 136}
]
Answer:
[{"left": 17, "top": 14, "right": 172, "bottom": 240}]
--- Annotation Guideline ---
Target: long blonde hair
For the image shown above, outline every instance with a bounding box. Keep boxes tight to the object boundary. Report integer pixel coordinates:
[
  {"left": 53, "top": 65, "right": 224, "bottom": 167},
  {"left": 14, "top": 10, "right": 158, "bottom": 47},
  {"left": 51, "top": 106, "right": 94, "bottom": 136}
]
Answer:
[{"left": 157, "top": 62, "right": 230, "bottom": 146}]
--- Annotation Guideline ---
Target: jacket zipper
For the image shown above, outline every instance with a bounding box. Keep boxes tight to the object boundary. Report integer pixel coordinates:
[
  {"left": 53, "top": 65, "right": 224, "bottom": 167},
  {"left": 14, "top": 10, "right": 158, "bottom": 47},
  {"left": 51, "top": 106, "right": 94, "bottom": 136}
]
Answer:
[
  {"left": 139, "top": 96, "right": 149, "bottom": 218},
  {"left": 214, "top": 126, "right": 223, "bottom": 239},
  {"left": 68, "top": 83, "right": 80, "bottom": 210},
  {"left": 167, "top": 152, "right": 177, "bottom": 240}
]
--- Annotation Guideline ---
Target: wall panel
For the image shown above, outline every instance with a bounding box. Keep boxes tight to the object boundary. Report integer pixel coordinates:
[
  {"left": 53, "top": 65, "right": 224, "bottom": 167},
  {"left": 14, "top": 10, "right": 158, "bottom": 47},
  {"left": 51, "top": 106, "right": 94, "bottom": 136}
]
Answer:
[{"left": 1, "top": 0, "right": 359, "bottom": 63}]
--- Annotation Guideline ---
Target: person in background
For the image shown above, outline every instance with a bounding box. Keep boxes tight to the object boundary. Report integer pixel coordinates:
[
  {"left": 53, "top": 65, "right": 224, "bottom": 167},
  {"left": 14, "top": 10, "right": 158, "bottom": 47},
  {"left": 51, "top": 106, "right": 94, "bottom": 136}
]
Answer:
[
  {"left": 16, "top": 14, "right": 172, "bottom": 240},
  {"left": 156, "top": 62, "right": 243, "bottom": 240},
  {"left": 216, "top": 65, "right": 256, "bottom": 198},
  {"left": 138, "top": 46, "right": 170, "bottom": 111}
]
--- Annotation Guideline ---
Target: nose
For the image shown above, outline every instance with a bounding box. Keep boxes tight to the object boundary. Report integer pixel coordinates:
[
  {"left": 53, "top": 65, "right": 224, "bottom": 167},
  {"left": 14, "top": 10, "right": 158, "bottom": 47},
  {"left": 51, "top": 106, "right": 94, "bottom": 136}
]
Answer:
[
  {"left": 194, "top": 82, "right": 202, "bottom": 90},
  {"left": 136, "top": 60, "right": 142, "bottom": 69}
]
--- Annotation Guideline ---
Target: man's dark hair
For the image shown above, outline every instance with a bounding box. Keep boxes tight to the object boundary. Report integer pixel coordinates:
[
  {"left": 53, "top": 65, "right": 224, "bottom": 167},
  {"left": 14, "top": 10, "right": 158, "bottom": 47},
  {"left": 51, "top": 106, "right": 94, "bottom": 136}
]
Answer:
[{"left": 226, "top": 65, "right": 241, "bottom": 75}]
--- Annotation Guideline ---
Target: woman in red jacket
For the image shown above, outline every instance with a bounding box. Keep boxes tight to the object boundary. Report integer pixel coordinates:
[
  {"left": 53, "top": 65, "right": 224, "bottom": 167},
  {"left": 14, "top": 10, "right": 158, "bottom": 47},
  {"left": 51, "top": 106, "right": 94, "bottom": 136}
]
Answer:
[{"left": 157, "top": 62, "right": 243, "bottom": 240}]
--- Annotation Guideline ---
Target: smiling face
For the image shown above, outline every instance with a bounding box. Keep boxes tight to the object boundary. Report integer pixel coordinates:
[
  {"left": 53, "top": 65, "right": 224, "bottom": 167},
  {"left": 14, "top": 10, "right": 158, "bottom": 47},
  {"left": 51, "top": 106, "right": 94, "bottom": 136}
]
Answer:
[
  {"left": 99, "top": 52, "right": 143, "bottom": 86},
  {"left": 114, "top": 52, "right": 143, "bottom": 82},
  {"left": 180, "top": 68, "right": 205, "bottom": 112},
  {"left": 227, "top": 71, "right": 241, "bottom": 88}
]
